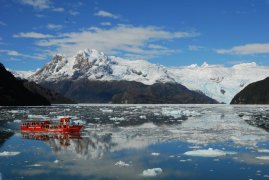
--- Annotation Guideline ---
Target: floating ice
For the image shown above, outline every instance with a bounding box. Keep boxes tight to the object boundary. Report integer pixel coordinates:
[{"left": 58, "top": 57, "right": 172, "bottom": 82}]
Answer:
[
  {"left": 8, "top": 110, "right": 28, "bottom": 114},
  {"left": 30, "top": 164, "right": 42, "bottom": 167},
  {"left": 151, "top": 152, "right": 160, "bottom": 156},
  {"left": 115, "top": 161, "right": 130, "bottom": 167},
  {"left": 184, "top": 148, "right": 236, "bottom": 157},
  {"left": 28, "top": 115, "right": 47, "bottom": 119},
  {"left": 72, "top": 120, "right": 86, "bottom": 125},
  {"left": 256, "top": 156, "right": 269, "bottom": 160},
  {"left": 188, "top": 146, "right": 202, "bottom": 149},
  {"left": 100, "top": 108, "right": 113, "bottom": 113},
  {"left": 139, "top": 115, "right": 146, "bottom": 119},
  {"left": 257, "top": 149, "right": 269, "bottom": 153},
  {"left": 54, "top": 160, "right": 59, "bottom": 163},
  {"left": 142, "top": 168, "right": 162, "bottom": 177},
  {"left": 136, "top": 122, "right": 157, "bottom": 129},
  {"left": 110, "top": 117, "right": 124, "bottom": 121},
  {"left": 13, "top": 119, "right": 21, "bottom": 123},
  {"left": 0, "top": 151, "right": 20, "bottom": 156},
  {"left": 162, "top": 108, "right": 200, "bottom": 118}
]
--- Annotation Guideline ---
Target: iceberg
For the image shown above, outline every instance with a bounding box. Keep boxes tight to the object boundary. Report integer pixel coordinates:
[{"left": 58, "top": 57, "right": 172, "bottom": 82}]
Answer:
[
  {"left": 142, "top": 168, "right": 162, "bottom": 177},
  {"left": 184, "top": 148, "right": 236, "bottom": 157}
]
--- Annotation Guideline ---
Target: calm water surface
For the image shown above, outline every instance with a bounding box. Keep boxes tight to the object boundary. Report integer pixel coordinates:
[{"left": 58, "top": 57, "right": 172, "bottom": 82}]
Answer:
[{"left": 0, "top": 104, "right": 269, "bottom": 179}]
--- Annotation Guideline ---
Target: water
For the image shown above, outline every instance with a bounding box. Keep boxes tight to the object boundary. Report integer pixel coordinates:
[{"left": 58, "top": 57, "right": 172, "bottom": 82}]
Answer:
[{"left": 1, "top": 104, "right": 269, "bottom": 179}]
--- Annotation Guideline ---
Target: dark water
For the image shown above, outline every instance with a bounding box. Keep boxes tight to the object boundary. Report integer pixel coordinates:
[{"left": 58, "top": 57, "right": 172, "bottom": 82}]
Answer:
[{"left": 1, "top": 104, "right": 269, "bottom": 179}]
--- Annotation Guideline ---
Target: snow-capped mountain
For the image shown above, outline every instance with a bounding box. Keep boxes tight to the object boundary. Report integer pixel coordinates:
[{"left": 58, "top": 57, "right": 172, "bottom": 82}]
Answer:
[
  {"left": 21, "top": 49, "right": 269, "bottom": 103},
  {"left": 30, "top": 49, "right": 174, "bottom": 85}
]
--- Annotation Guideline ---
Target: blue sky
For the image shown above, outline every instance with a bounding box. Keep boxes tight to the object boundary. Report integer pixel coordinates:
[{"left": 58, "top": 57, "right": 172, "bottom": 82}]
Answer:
[{"left": 0, "top": 0, "right": 269, "bottom": 70}]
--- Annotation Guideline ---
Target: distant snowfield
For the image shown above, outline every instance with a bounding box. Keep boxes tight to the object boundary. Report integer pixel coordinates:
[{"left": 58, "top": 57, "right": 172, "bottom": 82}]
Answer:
[
  {"left": 12, "top": 70, "right": 35, "bottom": 79},
  {"left": 13, "top": 49, "right": 269, "bottom": 103},
  {"left": 169, "top": 62, "right": 269, "bottom": 103}
]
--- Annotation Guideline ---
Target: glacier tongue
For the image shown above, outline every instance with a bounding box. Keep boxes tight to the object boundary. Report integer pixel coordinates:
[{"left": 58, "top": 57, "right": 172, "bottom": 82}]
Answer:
[
  {"left": 20, "top": 49, "right": 269, "bottom": 104},
  {"left": 168, "top": 63, "right": 269, "bottom": 103}
]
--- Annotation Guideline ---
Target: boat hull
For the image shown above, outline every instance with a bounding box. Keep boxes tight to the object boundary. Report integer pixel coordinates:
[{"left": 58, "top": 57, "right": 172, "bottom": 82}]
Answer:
[{"left": 20, "top": 125, "right": 84, "bottom": 133}]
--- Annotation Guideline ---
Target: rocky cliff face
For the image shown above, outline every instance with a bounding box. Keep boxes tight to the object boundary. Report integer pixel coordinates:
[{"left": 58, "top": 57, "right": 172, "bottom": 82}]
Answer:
[
  {"left": 0, "top": 63, "right": 50, "bottom": 106},
  {"left": 22, "top": 80, "right": 75, "bottom": 104},
  {"left": 231, "top": 77, "right": 269, "bottom": 104},
  {"left": 40, "top": 79, "right": 218, "bottom": 104}
]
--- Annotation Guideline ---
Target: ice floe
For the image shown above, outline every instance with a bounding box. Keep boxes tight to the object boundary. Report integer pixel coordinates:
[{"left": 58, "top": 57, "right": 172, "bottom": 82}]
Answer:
[
  {"left": 110, "top": 117, "right": 124, "bottom": 121},
  {"left": 0, "top": 151, "right": 20, "bottom": 156},
  {"left": 8, "top": 110, "right": 28, "bottom": 114},
  {"left": 115, "top": 161, "right": 130, "bottom": 167},
  {"left": 151, "top": 152, "right": 160, "bottom": 156},
  {"left": 72, "top": 120, "right": 86, "bottom": 125},
  {"left": 28, "top": 115, "right": 48, "bottom": 119},
  {"left": 162, "top": 108, "right": 200, "bottom": 118},
  {"left": 136, "top": 122, "right": 157, "bottom": 129},
  {"left": 29, "top": 163, "right": 42, "bottom": 167},
  {"left": 13, "top": 119, "right": 21, "bottom": 123},
  {"left": 184, "top": 148, "right": 236, "bottom": 157},
  {"left": 139, "top": 115, "right": 147, "bottom": 119},
  {"left": 142, "top": 168, "right": 162, "bottom": 177},
  {"left": 256, "top": 156, "right": 269, "bottom": 160},
  {"left": 257, "top": 149, "right": 269, "bottom": 153},
  {"left": 100, "top": 108, "right": 113, "bottom": 113}
]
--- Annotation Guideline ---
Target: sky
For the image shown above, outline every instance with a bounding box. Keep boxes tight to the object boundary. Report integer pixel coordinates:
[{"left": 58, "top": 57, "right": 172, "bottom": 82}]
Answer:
[{"left": 0, "top": 0, "right": 269, "bottom": 70}]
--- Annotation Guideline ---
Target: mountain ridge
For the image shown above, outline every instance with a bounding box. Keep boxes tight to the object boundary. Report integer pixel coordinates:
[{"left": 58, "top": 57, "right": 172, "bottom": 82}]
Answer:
[
  {"left": 14, "top": 49, "right": 269, "bottom": 103},
  {"left": 39, "top": 79, "right": 218, "bottom": 104}
]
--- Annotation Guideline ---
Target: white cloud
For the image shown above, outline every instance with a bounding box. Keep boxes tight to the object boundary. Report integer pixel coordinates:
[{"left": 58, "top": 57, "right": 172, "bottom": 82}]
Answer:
[
  {"left": 52, "top": 7, "right": 64, "bottom": 12},
  {"left": 0, "top": 21, "right": 6, "bottom": 26},
  {"left": 19, "top": 0, "right": 51, "bottom": 10},
  {"left": 188, "top": 45, "right": 204, "bottom": 51},
  {"left": 13, "top": 32, "right": 54, "bottom": 38},
  {"left": 34, "top": 25, "right": 198, "bottom": 59},
  {"left": 0, "top": 49, "right": 43, "bottom": 60},
  {"left": 100, "top": 22, "right": 112, "bottom": 26},
  {"left": 217, "top": 43, "right": 269, "bottom": 55},
  {"left": 0, "top": 49, "right": 21, "bottom": 56},
  {"left": 69, "top": 10, "right": 80, "bottom": 16},
  {"left": 227, "top": 60, "right": 253, "bottom": 65},
  {"left": 47, "top": 24, "right": 63, "bottom": 30},
  {"left": 148, "top": 44, "right": 167, "bottom": 49},
  {"left": 19, "top": 0, "right": 63, "bottom": 12},
  {"left": 94, "top": 10, "right": 119, "bottom": 19}
]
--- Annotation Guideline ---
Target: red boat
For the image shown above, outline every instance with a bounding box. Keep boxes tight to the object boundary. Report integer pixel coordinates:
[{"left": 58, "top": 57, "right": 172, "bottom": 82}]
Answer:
[{"left": 20, "top": 117, "right": 84, "bottom": 133}]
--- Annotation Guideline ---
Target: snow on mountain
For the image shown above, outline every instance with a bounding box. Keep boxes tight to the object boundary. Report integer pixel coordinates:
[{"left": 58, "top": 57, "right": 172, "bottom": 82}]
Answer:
[
  {"left": 169, "top": 62, "right": 269, "bottom": 103},
  {"left": 11, "top": 70, "right": 35, "bottom": 79},
  {"left": 25, "top": 49, "right": 269, "bottom": 103},
  {"left": 30, "top": 49, "right": 175, "bottom": 85}
]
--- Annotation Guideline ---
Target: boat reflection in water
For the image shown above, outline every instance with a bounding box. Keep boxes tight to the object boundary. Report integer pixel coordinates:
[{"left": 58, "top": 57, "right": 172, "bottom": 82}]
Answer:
[
  {"left": 20, "top": 131, "right": 113, "bottom": 159},
  {"left": 21, "top": 132, "right": 82, "bottom": 147}
]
